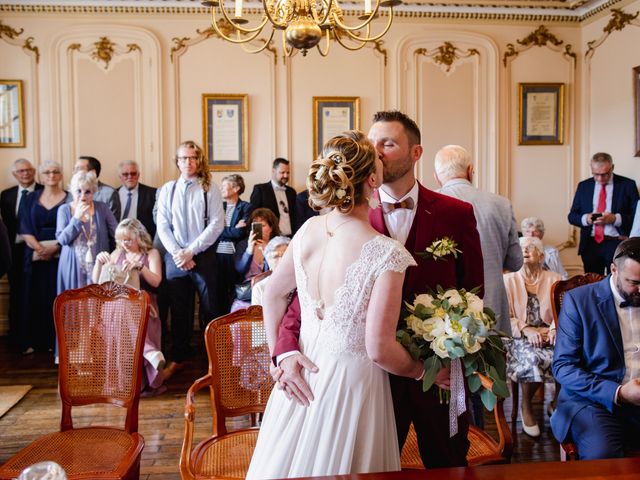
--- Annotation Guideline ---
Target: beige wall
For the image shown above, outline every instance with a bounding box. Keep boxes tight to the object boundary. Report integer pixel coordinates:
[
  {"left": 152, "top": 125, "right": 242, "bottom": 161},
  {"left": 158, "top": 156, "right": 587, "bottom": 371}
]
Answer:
[{"left": 2, "top": 4, "right": 640, "bottom": 331}]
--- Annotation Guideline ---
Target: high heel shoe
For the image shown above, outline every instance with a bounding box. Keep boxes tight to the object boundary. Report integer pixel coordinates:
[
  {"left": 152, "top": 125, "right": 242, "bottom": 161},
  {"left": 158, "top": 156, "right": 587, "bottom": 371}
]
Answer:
[{"left": 520, "top": 409, "right": 540, "bottom": 437}]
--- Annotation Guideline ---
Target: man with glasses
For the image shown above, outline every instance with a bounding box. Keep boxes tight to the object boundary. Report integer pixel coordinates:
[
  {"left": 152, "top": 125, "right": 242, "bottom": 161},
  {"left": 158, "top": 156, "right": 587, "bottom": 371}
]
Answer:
[
  {"left": 74, "top": 156, "right": 121, "bottom": 220},
  {"left": 568, "top": 152, "right": 639, "bottom": 274},
  {"left": 250, "top": 158, "right": 297, "bottom": 237},
  {"left": 0, "top": 159, "right": 42, "bottom": 346},
  {"left": 117, "top": 160, "right": 157, "bottom": 238},
  {"left": 156, "top": 141, "right": 224, "bottom": 377},
  {"left": 552, "top": 238, "right": 640, "bottom": 459}
]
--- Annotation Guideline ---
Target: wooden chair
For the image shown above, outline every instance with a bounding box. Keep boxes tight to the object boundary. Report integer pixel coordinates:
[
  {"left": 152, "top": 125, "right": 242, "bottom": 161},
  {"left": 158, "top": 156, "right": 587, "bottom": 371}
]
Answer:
[
  {"left": 0, "top": 282, "right": 150, "bottom": 480},
  {"left": 180, "top": 306, "right": 274, "bottom": 480},
  {"left": 400, "top": 373, "right": 513, "bottom": 468},
  {"left": 549, "top": 273, "right": 604, "bottom": 461}
]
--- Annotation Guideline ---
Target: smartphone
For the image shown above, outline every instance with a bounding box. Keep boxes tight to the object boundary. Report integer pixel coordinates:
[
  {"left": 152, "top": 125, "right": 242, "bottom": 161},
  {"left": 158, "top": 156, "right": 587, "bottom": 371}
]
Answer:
[
  {"left": 591, "top": 212, "right": 603, "bottom": 221},
  {"left": 251, "top": 222, "right": 263, "bottom": 240}
]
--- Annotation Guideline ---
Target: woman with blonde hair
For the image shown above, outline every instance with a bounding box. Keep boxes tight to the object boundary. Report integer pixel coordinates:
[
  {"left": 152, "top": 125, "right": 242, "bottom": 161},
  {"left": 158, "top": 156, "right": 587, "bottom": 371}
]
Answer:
[
  {"left": 93, "top": 218, "right": 165, "bottom": 395},
  {"left": 246, "top": 131, "right": 422, "bottom": 479}
]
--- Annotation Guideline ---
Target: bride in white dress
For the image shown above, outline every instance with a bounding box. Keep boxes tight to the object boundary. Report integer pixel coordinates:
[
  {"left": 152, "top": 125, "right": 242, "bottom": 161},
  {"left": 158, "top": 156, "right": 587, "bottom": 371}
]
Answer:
[{"left": 246, "top": 130, "right": 424, "bottom": 479}]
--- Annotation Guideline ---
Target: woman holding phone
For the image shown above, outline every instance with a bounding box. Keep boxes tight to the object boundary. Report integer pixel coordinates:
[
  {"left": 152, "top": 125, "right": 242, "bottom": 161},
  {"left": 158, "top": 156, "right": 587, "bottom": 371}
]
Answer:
[{"left": 230, "top": 208, "right": 280, "bottom": 312}]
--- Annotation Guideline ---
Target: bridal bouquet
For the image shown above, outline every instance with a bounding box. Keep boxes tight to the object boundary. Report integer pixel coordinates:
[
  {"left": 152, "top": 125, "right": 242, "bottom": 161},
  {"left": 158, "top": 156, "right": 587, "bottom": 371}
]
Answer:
[{"left": 397, "top": 286, "right": 508, "bottom": 412}]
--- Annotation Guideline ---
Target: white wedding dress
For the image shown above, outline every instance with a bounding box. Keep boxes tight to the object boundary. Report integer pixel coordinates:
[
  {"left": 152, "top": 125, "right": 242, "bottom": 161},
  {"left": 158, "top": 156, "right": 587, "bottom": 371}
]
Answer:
[{"left": 246, "top": 224, "right": 416, "bottom": 479}]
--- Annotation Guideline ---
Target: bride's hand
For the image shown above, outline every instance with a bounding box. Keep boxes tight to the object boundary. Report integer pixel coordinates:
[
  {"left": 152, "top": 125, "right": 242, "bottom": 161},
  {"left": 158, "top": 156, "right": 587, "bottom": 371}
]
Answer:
[
  {"left": 434, "top": 365, "right": 451, "bottom": 390},
  {"left": 278, "top": 353, "right": 318, "bottom": 407}
]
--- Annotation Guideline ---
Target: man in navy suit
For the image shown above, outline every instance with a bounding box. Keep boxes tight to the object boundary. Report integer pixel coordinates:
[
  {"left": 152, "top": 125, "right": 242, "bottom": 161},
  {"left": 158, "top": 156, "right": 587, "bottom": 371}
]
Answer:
[
  {"left": 552, "top": 237, "right": 640, "bottom": 459},
  {"left": 250, "top": 158, "right": 297, "bottom": 237},
  {"left": 117, "top": 160, "right": 157, "bottom": 238},
  {"left": 568, "top": 152, "right": 639, "bottom": 275},
  {"left": 0, "top": 159, "right": 42, "bottom": 347}
]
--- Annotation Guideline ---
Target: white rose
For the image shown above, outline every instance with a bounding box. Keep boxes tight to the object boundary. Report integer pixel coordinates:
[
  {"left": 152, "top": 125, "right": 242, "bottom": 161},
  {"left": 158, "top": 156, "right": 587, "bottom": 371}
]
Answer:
[
  {"left": 431, "top": 335, "right": 450, "bottom": 359},
  {"left": 462, "top": 332, "right": 482, "bottom": 354},
  {"left": 421, "top": 316, "right": 445, "bottom": 342},
  {"left": 444, "top": 317, "right": 466, "bottom": 338},
  {"left": 443, "top": 289, "right": 463, "bottom": 306},
  {"left": 465, "top": 294, "right": 484, "bottom": 314},
  {"left": 407, "top": 315, "right": 424, "bottom": 335},
  {"left": 414, "top": 294, "right": 435, "bottom": 309}
]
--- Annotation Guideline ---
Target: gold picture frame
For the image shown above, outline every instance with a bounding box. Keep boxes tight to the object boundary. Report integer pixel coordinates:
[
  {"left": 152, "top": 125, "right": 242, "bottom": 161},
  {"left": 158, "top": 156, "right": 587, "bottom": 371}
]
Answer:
[
  {"left": 518, "top": 83, "right": 564, "bottom": 145},
  {"left": 202, "top": 93, "right": 249, "bottom": 171},
  {"left": 313, "top": 96, "right": 360, "bottom": 159},
  {"left": 0, "top": 79, "right": 25, "bottom": 148}
]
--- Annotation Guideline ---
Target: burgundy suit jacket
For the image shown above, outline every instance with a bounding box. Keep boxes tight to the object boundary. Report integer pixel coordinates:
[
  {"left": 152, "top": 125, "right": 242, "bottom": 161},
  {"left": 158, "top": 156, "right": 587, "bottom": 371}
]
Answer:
[{"left": 272, "top": 183, "right": 484, "bottom": 359}]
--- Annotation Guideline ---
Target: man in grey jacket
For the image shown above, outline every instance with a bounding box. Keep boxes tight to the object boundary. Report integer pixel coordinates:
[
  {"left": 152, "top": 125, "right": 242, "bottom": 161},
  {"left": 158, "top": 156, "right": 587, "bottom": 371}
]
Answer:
[{"left": 434, "top": 145, "right": 523, "bottom": 333}]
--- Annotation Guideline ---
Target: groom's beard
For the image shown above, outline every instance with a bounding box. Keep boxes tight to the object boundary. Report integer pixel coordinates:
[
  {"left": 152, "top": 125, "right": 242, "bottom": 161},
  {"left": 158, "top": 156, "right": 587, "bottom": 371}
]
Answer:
[
  {"left": 382, "top": 155, "right": 414, "bottom": 184},
  {"left": 616, "top": 276, "right": 640, "bottom": 306}
]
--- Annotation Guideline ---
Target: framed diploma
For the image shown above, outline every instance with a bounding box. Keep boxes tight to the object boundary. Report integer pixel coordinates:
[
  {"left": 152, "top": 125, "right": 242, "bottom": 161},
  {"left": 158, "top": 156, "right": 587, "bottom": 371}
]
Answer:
[
  {"left": 202, "top": 93, "right": 249, "bottom": 171},
  {"left": 518, "top": 83, "right": 564, "bottom": 145},
  {"left": 634, "top": 66, "right": 640, "bottom": 157},
  {"left": 0, "top": 79, "right": 25, "bottom": 148},
  {"left": 313, "top": 96, "right": 360, "bottom": 159}
]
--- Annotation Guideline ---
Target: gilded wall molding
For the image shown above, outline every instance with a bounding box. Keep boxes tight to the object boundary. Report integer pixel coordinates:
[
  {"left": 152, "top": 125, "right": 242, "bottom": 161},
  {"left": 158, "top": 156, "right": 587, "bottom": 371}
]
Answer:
[
  {"left": 585, "top": 8, "right": 640, "bottom": 59},
  {"left": 502, "top": 25, "right": 576, "bottom": 66},
  {"left": 0, "top": 20, "right": 40, "bottom": 63},
  {"left": 67, "top": 36, "right": 141, "bottom": 70},
  {"left": 415, "top": 41, "right": 479, "bottom": 73}
]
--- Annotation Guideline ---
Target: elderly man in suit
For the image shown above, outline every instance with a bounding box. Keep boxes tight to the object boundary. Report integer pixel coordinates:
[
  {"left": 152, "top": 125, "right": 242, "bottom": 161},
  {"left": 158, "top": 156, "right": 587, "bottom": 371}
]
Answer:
[
  {"left": 117, "top": 160, "right": 157, "bottom": 238},
  {"left": 271, "top": 111, "right": 484, "bottom": 468},
  {"left": 568, "top": 152, "right": 639, "bottom": 275},
  {"left": 551, "top": 237, "right": 640, "bottom": 459},
  {"left": 0, "top": 158, "right": 42, "bottom": 345},
  {"left": 250, "top": 158, "right": 296, "bottom": 237},
  {"left": 74, "top": 156, "right": 121, "bottom": 220},
  {"left": 434, "top": 145, "right": 523, "bottom": 334}
]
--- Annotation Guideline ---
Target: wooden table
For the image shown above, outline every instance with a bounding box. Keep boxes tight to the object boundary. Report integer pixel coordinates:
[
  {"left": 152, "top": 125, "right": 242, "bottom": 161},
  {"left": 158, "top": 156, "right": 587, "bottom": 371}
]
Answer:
[{"left": 288, "top": 457, "right": 640, "bottom": 480}]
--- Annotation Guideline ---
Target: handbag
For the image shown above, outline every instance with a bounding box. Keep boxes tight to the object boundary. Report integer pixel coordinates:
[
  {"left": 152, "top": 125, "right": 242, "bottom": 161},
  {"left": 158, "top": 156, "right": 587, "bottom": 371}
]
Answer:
[
  {"left": 98, "top": 263, "right": 141, "bottom": 290},
  {"left": 32, "top": 239, "right": 60, "bottom": 261},
  {"left": 234, "top": 280, "right": 252, "bottom": 302}
]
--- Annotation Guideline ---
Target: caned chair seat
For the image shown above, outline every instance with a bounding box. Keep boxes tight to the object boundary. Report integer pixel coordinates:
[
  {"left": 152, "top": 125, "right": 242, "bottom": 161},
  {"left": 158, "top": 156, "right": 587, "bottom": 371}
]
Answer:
[
  {"left": 0, "top": 428, "right": 144, "bottom": 479},
  {"left": 191, "top": 429, "right": 261, "bottom": 479}
]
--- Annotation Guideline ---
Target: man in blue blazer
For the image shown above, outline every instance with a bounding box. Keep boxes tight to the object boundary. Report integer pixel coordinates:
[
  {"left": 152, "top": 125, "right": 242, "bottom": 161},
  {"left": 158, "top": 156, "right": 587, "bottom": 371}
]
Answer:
[
  {"left": 551, "top": 237, "right": 640, "bottom": 459},
  {"left": 568, "top": 152, "right": 639, "bottom": 275}
]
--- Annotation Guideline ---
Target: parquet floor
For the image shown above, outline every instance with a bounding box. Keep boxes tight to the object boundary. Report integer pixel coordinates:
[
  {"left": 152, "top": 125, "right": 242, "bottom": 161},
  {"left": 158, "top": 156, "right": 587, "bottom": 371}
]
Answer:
[{"left": 0, "top": 336, "right": 560, "bottom": 479}]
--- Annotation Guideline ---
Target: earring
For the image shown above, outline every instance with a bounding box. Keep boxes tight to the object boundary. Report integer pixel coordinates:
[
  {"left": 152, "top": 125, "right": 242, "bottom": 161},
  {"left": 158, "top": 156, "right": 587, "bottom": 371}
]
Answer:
[{"left": 368, "top": 188, "right": 381, "bottom": 209}]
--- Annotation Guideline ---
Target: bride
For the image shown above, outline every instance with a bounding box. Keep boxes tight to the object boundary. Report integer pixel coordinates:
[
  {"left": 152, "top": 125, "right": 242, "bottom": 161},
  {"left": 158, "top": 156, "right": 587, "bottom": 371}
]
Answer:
[{"left": 246, "top": 130, "right": 424, "bottom": 479}]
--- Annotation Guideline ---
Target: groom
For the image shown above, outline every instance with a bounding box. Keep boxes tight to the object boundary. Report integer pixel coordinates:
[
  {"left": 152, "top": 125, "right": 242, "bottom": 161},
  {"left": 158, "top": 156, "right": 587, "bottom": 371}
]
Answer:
[{"left": 273, "top": 110, "right": 484, "bottom": 468}]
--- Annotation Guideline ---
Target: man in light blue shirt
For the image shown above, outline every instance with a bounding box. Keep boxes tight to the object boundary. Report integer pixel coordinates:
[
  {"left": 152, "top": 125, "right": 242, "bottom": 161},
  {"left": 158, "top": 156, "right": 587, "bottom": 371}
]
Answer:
[{"left": 157, "top": 141, "right": 224, "bottom": 373}]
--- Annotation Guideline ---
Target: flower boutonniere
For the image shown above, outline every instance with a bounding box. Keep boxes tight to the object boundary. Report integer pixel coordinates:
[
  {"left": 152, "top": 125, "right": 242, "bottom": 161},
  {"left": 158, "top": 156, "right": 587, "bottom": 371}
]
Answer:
[{"left": 417, "top": 237, "right": 461, "bottom": 261}]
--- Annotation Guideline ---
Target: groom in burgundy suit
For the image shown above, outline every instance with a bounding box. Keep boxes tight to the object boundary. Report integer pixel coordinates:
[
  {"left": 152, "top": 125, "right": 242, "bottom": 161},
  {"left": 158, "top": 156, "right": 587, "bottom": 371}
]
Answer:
[{"left": 273, "top": 111, "right": 484, "bottom": 468}]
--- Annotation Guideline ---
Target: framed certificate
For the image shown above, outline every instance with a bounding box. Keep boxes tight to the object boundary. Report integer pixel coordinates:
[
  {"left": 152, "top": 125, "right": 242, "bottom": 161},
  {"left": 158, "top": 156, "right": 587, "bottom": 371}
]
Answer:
[
  {"left": 0, "top": 80, "right": 25, "bottom": 148},
  {"left": 202, "top": 93, "right": 249, "bottom": 171},
  {"left": 518, "top": 83, "right": 564, "bottom": 145},
  {"left": 313, "top": 96, "right": 360, "bottom": 159}
]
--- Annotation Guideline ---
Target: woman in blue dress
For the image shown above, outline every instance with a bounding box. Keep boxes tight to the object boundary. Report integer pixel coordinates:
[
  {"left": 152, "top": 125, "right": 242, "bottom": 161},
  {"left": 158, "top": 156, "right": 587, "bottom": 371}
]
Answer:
[
  {"left": 19, "top": 161, "right": 68, "bottom": 354},
  {"left": 56, "top": 170, "right": 117, "bottom": 294}
]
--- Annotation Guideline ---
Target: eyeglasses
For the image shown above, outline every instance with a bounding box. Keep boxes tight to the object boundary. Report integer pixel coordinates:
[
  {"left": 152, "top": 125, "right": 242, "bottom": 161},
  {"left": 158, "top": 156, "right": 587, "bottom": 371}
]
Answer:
[
  {"left": 592, "top": 168, "right": 613, "bottom": 178},
  {"left": 177, "top": 155, "right": 198, "bottom": 163},
  {"left": 42, "top": 170, "right": 61, "bottom": 175},
  {"left": 15, "top": 168, "right": 34, "bottom": 174},
  {"left": 279, "top": 200, "right": 289, "bottom": 214},
  {"left": 121, "top": 172, "right": 139, "bottom": 177}
]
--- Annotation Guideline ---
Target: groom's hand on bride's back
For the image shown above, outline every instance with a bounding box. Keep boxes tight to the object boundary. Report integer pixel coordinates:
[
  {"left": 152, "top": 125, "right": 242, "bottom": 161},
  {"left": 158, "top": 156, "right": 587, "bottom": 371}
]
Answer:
[{"left": 278, "top": 353, "right": 318, "bottom": 406}]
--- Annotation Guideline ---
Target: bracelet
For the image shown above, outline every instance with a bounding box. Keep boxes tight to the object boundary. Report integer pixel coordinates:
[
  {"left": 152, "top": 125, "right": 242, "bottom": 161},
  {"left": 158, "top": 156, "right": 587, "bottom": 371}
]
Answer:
[{"left": 415, "top": 368, "right": 425, "bottom": 381}]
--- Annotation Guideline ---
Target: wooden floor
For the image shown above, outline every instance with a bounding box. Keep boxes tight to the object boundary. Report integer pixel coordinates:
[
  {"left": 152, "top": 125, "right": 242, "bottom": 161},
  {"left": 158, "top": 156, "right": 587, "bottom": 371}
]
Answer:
[{"left": 0, "top": 335, "right": 560, "bottom": 479}]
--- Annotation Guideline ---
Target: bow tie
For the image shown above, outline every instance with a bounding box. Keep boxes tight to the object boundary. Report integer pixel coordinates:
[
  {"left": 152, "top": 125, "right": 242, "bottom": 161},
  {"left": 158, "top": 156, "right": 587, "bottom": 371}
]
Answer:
[
  {"left": 382, "top": 198, "right": 415, "bottom": 214},
  {"left": 273, "top": 185, "right": 287, "bottom": 191},
  {"left": 620, "top": 300, "right": 640, "bottom": 308}
]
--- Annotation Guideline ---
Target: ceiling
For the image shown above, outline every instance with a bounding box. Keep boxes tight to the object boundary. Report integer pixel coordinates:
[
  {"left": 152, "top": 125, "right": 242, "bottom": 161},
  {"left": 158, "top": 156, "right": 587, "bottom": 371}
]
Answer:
[{"left": 0, "top": 0, "right": 626, "bottom": 23}]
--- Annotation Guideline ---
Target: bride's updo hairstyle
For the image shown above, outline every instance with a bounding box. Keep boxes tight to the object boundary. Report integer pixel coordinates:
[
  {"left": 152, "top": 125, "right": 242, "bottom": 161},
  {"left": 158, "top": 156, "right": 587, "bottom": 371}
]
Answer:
[{"left": 307, "top": 130, "right": 376, "bottom": 214}]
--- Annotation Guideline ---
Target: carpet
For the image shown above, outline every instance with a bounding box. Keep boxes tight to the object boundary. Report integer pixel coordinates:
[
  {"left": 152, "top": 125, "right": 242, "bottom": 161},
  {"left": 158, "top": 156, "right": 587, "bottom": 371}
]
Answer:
[{"left": 0, "top": 385, "right": 32, "bottom": 418}]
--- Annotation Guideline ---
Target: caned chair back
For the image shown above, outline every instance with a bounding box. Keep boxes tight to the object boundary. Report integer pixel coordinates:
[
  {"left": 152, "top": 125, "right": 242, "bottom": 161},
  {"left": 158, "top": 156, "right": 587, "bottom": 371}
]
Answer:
[
  {"left": 180, "top": 306, "right": 275, "bottom": 479},
  {"left": 550, "top": 273, "right": 604, "bottom": 328},
  {"left": 55, "top": 281, "right": 150, "bottom": 433}
]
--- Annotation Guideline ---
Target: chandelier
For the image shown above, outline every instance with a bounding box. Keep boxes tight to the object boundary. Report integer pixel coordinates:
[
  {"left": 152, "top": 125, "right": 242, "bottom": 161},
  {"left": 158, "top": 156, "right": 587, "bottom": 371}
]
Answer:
[{"left": 201, "top": 0, "right": 402, "bottom": 57}]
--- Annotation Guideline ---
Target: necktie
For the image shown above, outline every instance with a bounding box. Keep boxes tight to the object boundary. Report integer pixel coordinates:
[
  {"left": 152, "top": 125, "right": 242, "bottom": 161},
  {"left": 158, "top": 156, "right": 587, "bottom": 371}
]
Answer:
[
  {"left": 382, "top": 197, "right": 415, "bottom": 214},
  {"left": 594, "top": 185, "right": 606, "bottom": 244},
  {"left": 122, "top": 192, "right": 132, "bottom": 220},
  {"left": 17, "top": 189, "right": 28, "bottom": 217}
]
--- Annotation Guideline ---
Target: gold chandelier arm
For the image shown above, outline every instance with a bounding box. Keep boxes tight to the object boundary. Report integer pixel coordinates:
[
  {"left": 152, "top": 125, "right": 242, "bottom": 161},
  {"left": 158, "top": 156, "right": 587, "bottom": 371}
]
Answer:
[
  {"left": 316, "top": 28, "right": 332, "bottom": 56},
  {"left": 332, "top": 30, "right": 368, "bottom": 51},
  {"left": 263, "top": 0, "right": 289, "bottom": 28},
  {"left": 213, "top": 1, "right": 271, "bottom": 35},
  {"left": 281, "top": 31, "right": 295, "bottom": 57},
  {"left": 328, "top": 0, "right": 382, "bottom": 32},
  {"left": 239, "top": 29, "right": 276, "bottom": 53},
  {"left": 210, "top": 9, "right": 268, "bottom": 43},
  {"left": 335, "top": 7, "right": 394, "bottom": 42},
  {"left": 314, "top": 0, "right": 334, "bottom": 27}
]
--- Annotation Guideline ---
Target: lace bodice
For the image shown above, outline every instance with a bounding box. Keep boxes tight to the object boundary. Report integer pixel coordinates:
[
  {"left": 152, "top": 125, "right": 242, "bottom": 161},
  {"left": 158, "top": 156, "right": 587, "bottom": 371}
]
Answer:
[{"left": 293, "top": 223, "right": 416, "bottom": 358}]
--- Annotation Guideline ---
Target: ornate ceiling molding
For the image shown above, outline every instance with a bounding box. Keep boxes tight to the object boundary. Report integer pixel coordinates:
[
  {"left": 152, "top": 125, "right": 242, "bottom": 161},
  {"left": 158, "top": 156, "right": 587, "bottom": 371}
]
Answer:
[
  {"left": 415, "top": 41, "right": 479, "bottom": 73},
  {"left": 0, "top": 20, "right": 40, "bottom": 63},
  {"left": 585, "top": 8, "right": 640, "bottom": 59},
  {"left": 67, "top": 36, "right": 141, "bottom": 69},
  {"left": 502, "top": 25, "right": 576, "bottom": 66}
]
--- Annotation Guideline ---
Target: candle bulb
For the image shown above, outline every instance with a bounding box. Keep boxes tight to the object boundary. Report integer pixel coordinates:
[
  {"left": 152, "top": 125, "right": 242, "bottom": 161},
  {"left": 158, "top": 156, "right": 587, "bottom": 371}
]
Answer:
[
  {"left": 364, "top": 0, "right": 371, "bottom": 14},
  {"left": 235, "top": 0, "right": 243, "bottom": 17}
]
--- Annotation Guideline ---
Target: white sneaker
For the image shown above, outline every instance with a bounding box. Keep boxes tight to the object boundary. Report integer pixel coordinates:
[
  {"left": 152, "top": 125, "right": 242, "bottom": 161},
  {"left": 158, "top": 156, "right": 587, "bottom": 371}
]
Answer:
[{"left": 145, "top": 350, "right": 166, "bottom": 371}]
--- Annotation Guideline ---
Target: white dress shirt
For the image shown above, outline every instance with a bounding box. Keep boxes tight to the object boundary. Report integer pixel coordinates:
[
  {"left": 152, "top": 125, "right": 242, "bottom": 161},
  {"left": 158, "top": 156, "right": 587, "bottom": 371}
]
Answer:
[
  {"left": 378, "top": 181, "right": 419, "bottom": 245},
  {"left": 581, "top": 177, "right": 623, "bottom": 237},
  {"left": 271, "top": 180, "right": 292, "bottom": 236},
  {"left": 118, "top": 184, "right": 139, "bottom": 220},
  {"left": 611, "top": 276, "right": 640, "bottom": 384}
]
